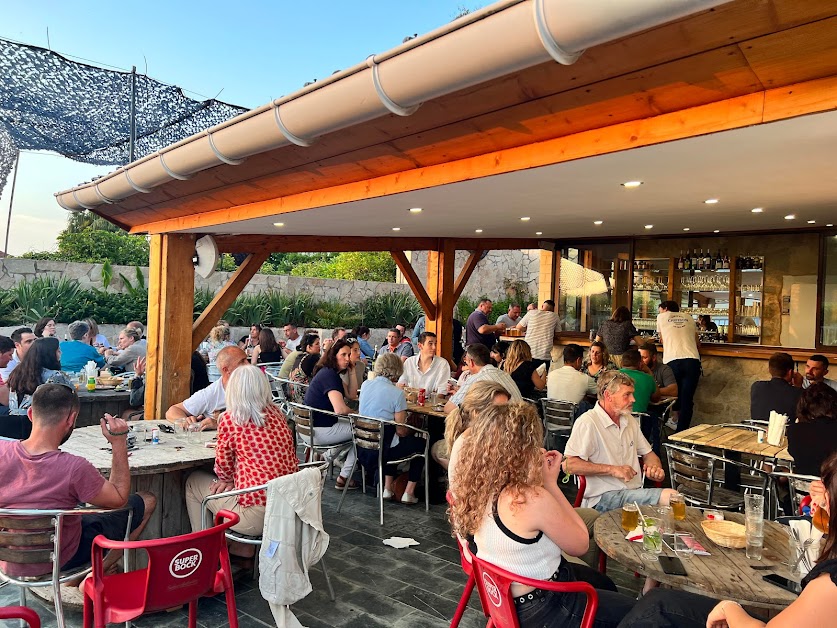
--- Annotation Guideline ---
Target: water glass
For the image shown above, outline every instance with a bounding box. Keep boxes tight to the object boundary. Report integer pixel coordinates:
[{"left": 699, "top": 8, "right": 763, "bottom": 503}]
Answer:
[
  {"left": 657, "top": 506, "right": 674, "bottom": 535},
  {"left": 787, "top": 537, "right": 803, "bottom": 577},
  {"left": 186, "top": 423, "right": 202, "bottom": 443},
  {"left": 744, "top": 493, "right": 765, "bottom": 560},
  {"left": 745, "top": 494, "right": 764, "bottom": 518},
  {"left": 173, "top": 418, "right": 189, "bottom": 439},
  {"left": 674, "top": 533, "right": 694, "bottom": 560}
]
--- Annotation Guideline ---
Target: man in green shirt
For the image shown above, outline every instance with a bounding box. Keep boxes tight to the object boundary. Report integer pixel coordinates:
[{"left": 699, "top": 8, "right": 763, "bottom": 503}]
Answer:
[{"left": 619, "top": 349, "right": 659, "bottom": 413}]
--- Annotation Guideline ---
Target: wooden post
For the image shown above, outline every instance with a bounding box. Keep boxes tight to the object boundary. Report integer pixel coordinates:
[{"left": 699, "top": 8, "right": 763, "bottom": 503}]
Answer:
[
  {"left": 538, "top": 250, "right": 560, "bottom": 305},
  {"left": 425, "top": 240, "right": 456, "bottom": 364},
  {"left": 145, "top": 234, "right": 196, "bottom": 419}
]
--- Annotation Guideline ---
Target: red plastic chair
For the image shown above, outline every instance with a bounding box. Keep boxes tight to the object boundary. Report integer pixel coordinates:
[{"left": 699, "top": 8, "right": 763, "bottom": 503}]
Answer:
[
  {"left": 82, "top": 509, "right": 240, "bottom": 628},
  {"left": 447, "top": 491, "right": 485, "bottom": 628},
  {"left": 469, "top": 554, "right": 598, "bottom": 628},
  {"left": 0, "top": 606, "right": 40, "bottom": 628}
]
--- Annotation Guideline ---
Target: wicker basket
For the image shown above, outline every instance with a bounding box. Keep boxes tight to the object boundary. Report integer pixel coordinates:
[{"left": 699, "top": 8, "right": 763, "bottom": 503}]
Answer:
[
  {"left": 96, "top": 376, "right": 123, "bottom": 387},
  {"left": 701, "top": 520, "right": 747, "bottom": 549}
]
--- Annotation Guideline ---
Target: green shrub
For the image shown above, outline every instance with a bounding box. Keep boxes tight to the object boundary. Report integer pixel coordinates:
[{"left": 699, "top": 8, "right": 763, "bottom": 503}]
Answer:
[
  {"left": 308, "top": 300, "right": 359, "bottom": 329},
  {"left": 262, "top": 291, "right": 314, "bottom": 327},
  {"left": 12, "top": 276, "right": 86, "bottom": 323},
  {"left": 356, "top": 293, "right": 422, "bottom": 328},
  {"left": 225, "top": 294, "right": 270, "bottom": 326}
]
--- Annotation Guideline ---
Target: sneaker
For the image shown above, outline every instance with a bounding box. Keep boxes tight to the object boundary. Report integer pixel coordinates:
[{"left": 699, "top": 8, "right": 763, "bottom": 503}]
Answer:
[
  {"left": 382, "top": 488, "right": 394, "bottom": 500},
  {"left": 665, "top": 418, "right": 678, "bottom": 431},
  {"left": 401, "top": 493, "right": 419, "bottom": 505},
  {"left": 335, "top": 476, "right": 360, "bottom": 491}
]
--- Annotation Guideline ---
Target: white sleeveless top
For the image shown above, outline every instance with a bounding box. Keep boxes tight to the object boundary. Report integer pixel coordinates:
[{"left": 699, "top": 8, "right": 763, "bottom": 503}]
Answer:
[{"left": 473, "top": 494, "right": 563, "bottom": 580}]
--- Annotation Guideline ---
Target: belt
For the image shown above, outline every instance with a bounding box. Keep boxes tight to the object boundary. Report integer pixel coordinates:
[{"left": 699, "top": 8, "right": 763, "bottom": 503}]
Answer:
[{"left": 514, "top": 570, "right": 561, "bottom": 607}]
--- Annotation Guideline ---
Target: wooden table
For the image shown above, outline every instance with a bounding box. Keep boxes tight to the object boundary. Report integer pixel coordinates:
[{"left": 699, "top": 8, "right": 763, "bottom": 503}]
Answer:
[
  {"left": 76, "top": 389, "right": 134, "bottom": 428},
  {"left": 407, "top": 401, "right": 448, "bottom": 419},
  {"left": 594, "top": 506, "right": 798, "bottom": 609},
  {"left": 60, "top": 422, "right": 215, "bottom": 542},
  {"left": 669, "top": 424, "right": 792, "bottom": 463}
]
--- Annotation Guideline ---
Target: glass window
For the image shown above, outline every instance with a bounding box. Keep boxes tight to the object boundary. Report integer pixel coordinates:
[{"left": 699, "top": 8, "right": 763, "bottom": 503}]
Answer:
[{"left": 821, "top": 234, "right": 837, "bottom": 348}]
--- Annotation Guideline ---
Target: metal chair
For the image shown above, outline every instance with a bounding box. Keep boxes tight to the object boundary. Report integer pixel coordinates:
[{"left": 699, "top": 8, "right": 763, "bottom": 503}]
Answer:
[
  {"left": 769, "top": 471, "right": 820, "bottom": 517},
  {"left": 0, "top": 506, "right": 133, "bottom": 628},
  {"left": 288, "top": 402, "right": 352, "bottom": 476},
  {"left": 336, "top": 414, "right": 430, "bottom": 524},
  {"left": 469, "top": 553, "right": 598, "bottom": 628},
  {"left": 200, "top": 462, "right": 335, "bottom": 600},
  {"left": 663, "top": 443, "right": 770, "bottom": 511},
  {"left": 539, "top": 398, "right": 577, "bottom": 452}
]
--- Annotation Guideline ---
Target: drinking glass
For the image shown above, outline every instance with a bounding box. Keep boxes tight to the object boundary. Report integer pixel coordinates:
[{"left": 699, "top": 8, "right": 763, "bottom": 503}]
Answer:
[
  {"left": 186, "top": 423, "right": 202, "bottom": 443},
  {"left": 670, "top": 493, "right": 686, "bottom": 521},
  {"left": 174, "top": 418, "right": 189, "bottom": 439},
  {"left": 787, "top": 537, "right": 803, "bottom": 577},
  {"left": 745, "top": 494, "right": 765, "bottom": 560},
  {"left": 641, "top": 517, "right": 663, "bottom": 562},
  {"left": 657, "top": 506, "right": 674, "bottom": 536},
  {"left": 621, "top": 503, "right": 639, "bottom": 532},
  {"left": 674, "top": 533, "right": 694, "bottom": 560}
]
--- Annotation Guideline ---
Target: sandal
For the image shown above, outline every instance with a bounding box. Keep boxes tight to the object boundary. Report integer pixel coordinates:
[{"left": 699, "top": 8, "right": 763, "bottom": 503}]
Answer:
[{"left": 335, "top": 476, "right": 360, "bottom": 491}]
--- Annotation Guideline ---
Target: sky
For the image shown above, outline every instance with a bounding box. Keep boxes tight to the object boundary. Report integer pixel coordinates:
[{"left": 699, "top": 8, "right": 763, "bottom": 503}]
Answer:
[{"left": 0, "top": 0, "right": 483, "bottom": 255}]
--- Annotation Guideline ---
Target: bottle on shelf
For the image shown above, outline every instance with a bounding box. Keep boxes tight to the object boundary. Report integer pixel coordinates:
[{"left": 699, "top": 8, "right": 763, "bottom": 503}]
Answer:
[
  {"left": 691, "top": 249, "right": 699, "bottom": 270},
  {"left": 704, "top": 249, "right": 711, "bottom": 270},
  {"left": 677, "top": 252, "right": 684, "bottom": 271},
  {"left": 723, "top": 253, "right": 730, "bottom": 270},
  {"left": 714, "top": 251, "right": 723, "bottom": 271}
]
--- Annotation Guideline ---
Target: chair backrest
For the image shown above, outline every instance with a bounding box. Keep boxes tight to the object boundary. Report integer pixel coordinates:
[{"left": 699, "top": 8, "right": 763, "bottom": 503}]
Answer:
[
  {"left": 0, "top": 513, "right": 57, "bottom": 565},
  {"left": 540, "top": 398, "right": 577, "bottom": 429},
  {"left": 770, "top": 471, "right": 820, "bottom": 515},
  {"left": 470, "top": 554, "right": 598, "bottom": 628},
  {"left": 572, "top": 476, "right": 587, "bottom": 508},
  {"left": 0, "top": 606, "right": 40, "bottom": 628},
  {"left": 349, "top": 415, "right": 385, "bottom": 453},
  {"left": 90, "top": 510, "right": 240, "bottom": 614}
]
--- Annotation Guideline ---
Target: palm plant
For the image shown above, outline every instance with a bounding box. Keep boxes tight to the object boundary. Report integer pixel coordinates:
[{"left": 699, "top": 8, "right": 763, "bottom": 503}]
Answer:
[{"left": 225, "top": 293, "right": 269, "bottom": 326}]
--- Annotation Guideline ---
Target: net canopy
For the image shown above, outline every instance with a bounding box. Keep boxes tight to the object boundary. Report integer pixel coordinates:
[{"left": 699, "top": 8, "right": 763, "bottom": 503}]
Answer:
[{"left": 0, "top": 37, "right": 248, "bottom": 200}]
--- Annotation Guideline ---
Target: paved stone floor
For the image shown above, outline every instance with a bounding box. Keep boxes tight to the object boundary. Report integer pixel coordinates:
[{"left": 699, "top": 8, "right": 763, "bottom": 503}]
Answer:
[{"left": 0, "top": 479, "right": 642, "bottom": 627}]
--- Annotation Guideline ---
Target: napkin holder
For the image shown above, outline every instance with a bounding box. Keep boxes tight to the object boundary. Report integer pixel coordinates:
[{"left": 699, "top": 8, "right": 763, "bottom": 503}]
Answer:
[{"left": 767, "top": 410, "right": 787, "bottom": 446}]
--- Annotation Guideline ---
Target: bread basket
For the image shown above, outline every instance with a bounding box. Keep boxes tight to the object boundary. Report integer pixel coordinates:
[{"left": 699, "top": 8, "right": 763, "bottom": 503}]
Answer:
[
  {"left": 96, "top": 376, "right": 123, "bottom": 387},
  {"left": 700, "top": 520, "right": 746, "bottom": 549}
]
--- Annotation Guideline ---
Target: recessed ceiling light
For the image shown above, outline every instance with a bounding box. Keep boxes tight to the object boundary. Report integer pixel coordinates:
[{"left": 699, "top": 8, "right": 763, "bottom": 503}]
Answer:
[
  {"left": 392, "top": 227, "right": 401, "bottom": 231},
  {"left": 535, "top": 231, "right": 543, "bottom": 235},
  {"left": 704, "top": 199, "right": 719, "bottom": 204},
  {"left": 807, "top": 220, "right": 816, "bottom": 224},
  {"left": 621, "top": 181, "right": 643, "bottom": 188},
  {"left": 273, "top": 222, "right": 285, "bottom": 227},
  {"left": 828, "top": 224, "right": 834, "bottom": 227},
  {"left": 683, "top": 228, "right": 690, "bottom": 231},
  {"left": 751, "top": 208, "right": 764, "bottom": 213},
  {"left": 644, "top": 225, "right": 653, "bottom": 229},
  {"left": 520, "top": 217, "right": 530, "bottom": 222},
  {"left": 593, "top": 220, "right": 603, "bottom": 225},
  {"left": 713, "top": 230, "right": 720, "bottom": 233},
  {"left": 408, "top": 207, "right": 422, "bottom": 213},
  {"left": 784, "top": 214, "right": 796, "bottom": 220},
  {"left": 475, "top": 229, "right": 483, "bottom": 233}
]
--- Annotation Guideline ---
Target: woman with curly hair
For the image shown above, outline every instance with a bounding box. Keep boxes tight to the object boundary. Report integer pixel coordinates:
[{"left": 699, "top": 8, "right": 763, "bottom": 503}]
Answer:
[
  {"left": 504, "top": 339, "right": 546, "bottom": 399},
  {"left": 207, "top": 325, "right": 236, "bottom": 363},
  {"left": 449, "top": 402, "right": 634, "bottom": 627}
]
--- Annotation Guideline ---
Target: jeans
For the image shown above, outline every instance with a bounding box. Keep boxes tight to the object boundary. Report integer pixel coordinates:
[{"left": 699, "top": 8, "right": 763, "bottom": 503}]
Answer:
[
  {"left": 515, "top": 560, "right": 634, "bottom": 628},
  {"left": 594, "top": 488, "right": 664, "bottom": 513},
  {"left": 668, "top": 358, "right": 701, "bottom": 432},
  {"left": 617, "top": 588, "right": 716, "bottom": 627},
  {"left": 384, "top": 434, "right": 426, "bottom": 482}
]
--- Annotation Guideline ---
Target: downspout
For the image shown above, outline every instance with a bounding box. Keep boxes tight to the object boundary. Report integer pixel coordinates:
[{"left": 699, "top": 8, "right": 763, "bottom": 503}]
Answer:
[{"left": 56, "top": 0, "right": 731, "bottom": 212}]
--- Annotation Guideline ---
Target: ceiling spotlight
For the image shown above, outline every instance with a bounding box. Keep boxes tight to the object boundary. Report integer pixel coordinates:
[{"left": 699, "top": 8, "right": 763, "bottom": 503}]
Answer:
[
  {"left": 713, "top": 230, "right": 720, "bottom": 233},
  {"left": 408, "top": 207, "right": 422, "bottom": 213},
  {"left": 828, "top": 224, "right": 834, "bottom": 227},
  {"left": 273, "top": 222, "right": 285, "bottom": 227},
  {"left": 392, "top": 227, "right": 401, "bottom": 231},
  {"left": 784, "top": 214, "right": 796, "bottom": 220},
  {"left": 807, "top": 220, "right": 816, "bottom": 224},
  {"left": 683, "top": 228, "right": 690, "bottom": 232},
  {"left": 704, "top": 199, "right": 719, "bottom": 204},
  {"left": 751, "top": 208, "right": 764, "bottom": 213},
  {"left": 644, "top": 225, "right": 653, "bottom": 229},
  {"left": 621, "top": 181, "right": 643, "bottom": 188},
  {"left": 593, "top": 220, "right": 603, "bottom": 225},
  {"left": 535, "top": 231, "right": 543, "bottom": 235},
  {"left": 520, "top": 217, "right": 530, "bottom": 222},
  {"left": 475, "top": 229, "right": 483, "bottom": 233}
]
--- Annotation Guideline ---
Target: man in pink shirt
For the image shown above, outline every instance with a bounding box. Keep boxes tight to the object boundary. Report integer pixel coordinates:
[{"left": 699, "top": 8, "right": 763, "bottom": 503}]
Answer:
[{"left": 0, "top": 384, "right": 156, "bottom": 577}]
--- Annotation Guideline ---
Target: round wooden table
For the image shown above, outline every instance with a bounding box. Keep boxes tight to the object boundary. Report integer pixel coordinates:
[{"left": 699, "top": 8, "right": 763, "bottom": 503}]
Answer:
[
  {"left": 76, "top": 389, "right": 134, "bottom": 427},
  {"left": 594, "top": 506, "right": 799, "bottom": 609}
]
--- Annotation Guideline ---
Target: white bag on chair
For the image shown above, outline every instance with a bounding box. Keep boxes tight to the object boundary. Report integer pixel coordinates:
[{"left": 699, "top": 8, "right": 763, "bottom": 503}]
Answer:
[{"left": 767, "top": 410, "right": 787, "bottom": 446}]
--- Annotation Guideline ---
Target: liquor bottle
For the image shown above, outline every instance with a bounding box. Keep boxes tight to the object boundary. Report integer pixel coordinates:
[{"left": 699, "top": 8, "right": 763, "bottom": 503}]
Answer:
[
  {"left": 715, "top": 251, "right": 723, "bottom": 271},
  {"left": 704, "top": 249, "right": 711, "bottom": 270},
  {"left": 723, "top": 253, "right": 730, "bottom": 270},
  {"left": 683, "top": 252, "right": 690, "bottom": 270},
  {"left": 677, "top": 252, "right": 684, "bottom": 270},
  {"left": 691, "top": 249, "right": 699, "bottom": 270}
]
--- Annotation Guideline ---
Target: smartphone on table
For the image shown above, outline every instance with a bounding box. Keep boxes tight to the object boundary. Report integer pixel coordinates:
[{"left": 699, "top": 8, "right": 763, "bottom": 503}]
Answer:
[
  {"left": 658, "top": 556, "right": 688, "bottom": 576},
  {"left": 762, "top": 574, "right": 802, "bottom": 594}
]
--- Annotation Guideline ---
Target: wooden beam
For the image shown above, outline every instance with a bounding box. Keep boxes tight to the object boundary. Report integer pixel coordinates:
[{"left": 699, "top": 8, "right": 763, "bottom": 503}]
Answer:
[
  {"left": 425, "top": 240, "right": 456, "bottom": 364},
  {"left": 145, "top": 234, "right": 196, "bottom": 419},
  {"left": 192, "top": 251, "right": 271, "bottom": 351},
  {"left": 453, "top": 249, "right": 483, "bottom": 304},
  {"left": 391, "top": 251, "right": 436, "bottom": 319},
  {"left": 129, "top": 74, "right": 837, "bottom": 236},
  {"left": 211, "top": 234, "right": 542, "bottom": 253}
]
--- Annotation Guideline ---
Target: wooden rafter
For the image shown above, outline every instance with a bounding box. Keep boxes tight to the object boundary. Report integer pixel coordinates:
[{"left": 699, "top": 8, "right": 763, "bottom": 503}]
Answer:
[
  {"left": 191, "top": 251, "right": 271, "bottom": 350},
  {"left": 453, "top": 249, "right": 483, "bottom": 304},
  {"left": 391, "top": 251, "right": 435, "bottom": 319},
  {"left": 211, "top": 235, "right": 542, "bottom": 253}
]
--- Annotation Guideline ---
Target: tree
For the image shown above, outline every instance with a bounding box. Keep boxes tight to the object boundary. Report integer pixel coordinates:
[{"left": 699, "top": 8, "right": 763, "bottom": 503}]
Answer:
[
  {"left": 290, "top": 251, "right": 396, "bottom": 282},
  {"left": 23, "top": 229, "right": 150, "bottom": 266}
]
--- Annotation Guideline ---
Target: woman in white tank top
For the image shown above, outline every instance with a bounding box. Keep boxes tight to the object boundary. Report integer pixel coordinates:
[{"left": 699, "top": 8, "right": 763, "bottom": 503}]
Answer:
[{"left": 449, "top": 402, "right": 635, "bottom": 628}]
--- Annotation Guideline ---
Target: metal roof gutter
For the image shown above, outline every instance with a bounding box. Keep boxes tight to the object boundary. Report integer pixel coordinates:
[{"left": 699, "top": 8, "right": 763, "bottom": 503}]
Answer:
[{"left": 55, "top": 0, "right": 731, "bottom": 213}]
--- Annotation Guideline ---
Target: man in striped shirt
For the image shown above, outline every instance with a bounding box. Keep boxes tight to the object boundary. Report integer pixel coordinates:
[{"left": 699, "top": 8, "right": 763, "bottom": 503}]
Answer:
[{"left": 515, "top": 299, "right": 563, "bottom": 370}]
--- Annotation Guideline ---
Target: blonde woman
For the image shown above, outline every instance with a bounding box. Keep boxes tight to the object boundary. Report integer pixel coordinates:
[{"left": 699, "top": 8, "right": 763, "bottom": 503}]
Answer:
[
  {"left": 185, "top": 365, "right": 297, "bottom": 545},
  {"left": 504, "top": 339, "right": 546, "bottom": 399},
  {"left": 207, "top": 325, "right": 235, "bottom": 363},
  {"left": 449, "top": 402, "right": 634, "bottom": 628}
]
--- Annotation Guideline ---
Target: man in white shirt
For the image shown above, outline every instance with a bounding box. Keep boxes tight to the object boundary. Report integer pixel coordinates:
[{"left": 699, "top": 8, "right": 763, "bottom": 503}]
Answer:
[
  {"left": 166, "top": 346, "right": 248, "bottom": 430},
  {"left": 564, "top": 371, "right": 674, "bottom": 512},
  {"left": 0, "top": 327, "right": 36, "bottom": 382},
  {"left": 495, "top": 303, "right": 522, "bottom": 329},
  {"left": 282, "top": 323, "right": 302, "bottom": 355},
  {"left": 515, "top": 299, "right": 563, "bottom": 370},
  {"left": 547, "top": 343, "right": 597, "bottom": 403},
  {"left": 444, "top": 344, "right": 522, "bottom": 413},
  {"left": 656, "top": 301, "right": 701, "bottom": 433},
  {"left": 398, "top": 332, "right": 451, "bottom": 394}
]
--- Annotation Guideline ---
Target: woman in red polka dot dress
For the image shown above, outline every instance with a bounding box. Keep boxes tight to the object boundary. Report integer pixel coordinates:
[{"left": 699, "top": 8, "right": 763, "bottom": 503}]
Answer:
[{"left": 186, "top": 364, "right": 298, "bottom": 548}]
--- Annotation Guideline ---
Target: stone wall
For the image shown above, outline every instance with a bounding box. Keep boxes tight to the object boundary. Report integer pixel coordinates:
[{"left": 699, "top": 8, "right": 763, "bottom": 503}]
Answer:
[
  {"left": 0, "top": 259, "right": 412, "bottom": 303},
  {"left": 408, "top": 250, "right": 541, "bottom": 301}
]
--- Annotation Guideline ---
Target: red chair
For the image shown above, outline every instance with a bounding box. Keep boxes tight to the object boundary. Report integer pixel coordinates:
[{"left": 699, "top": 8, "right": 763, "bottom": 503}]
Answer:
[
  {"left": 82, "top": 510, "right": 240, "bottom": 628},
  {"left": 571, "top": 475, "right": 607, "bottom": 574},
  {"left": 0, "top": 606, "right": 40, "bottom": 628},
  {"left": 469, "top": 554, "right": 598, "bottom": 628},
  {"left": 447, "top": 490, "right": 486, "bottom": 628}
]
